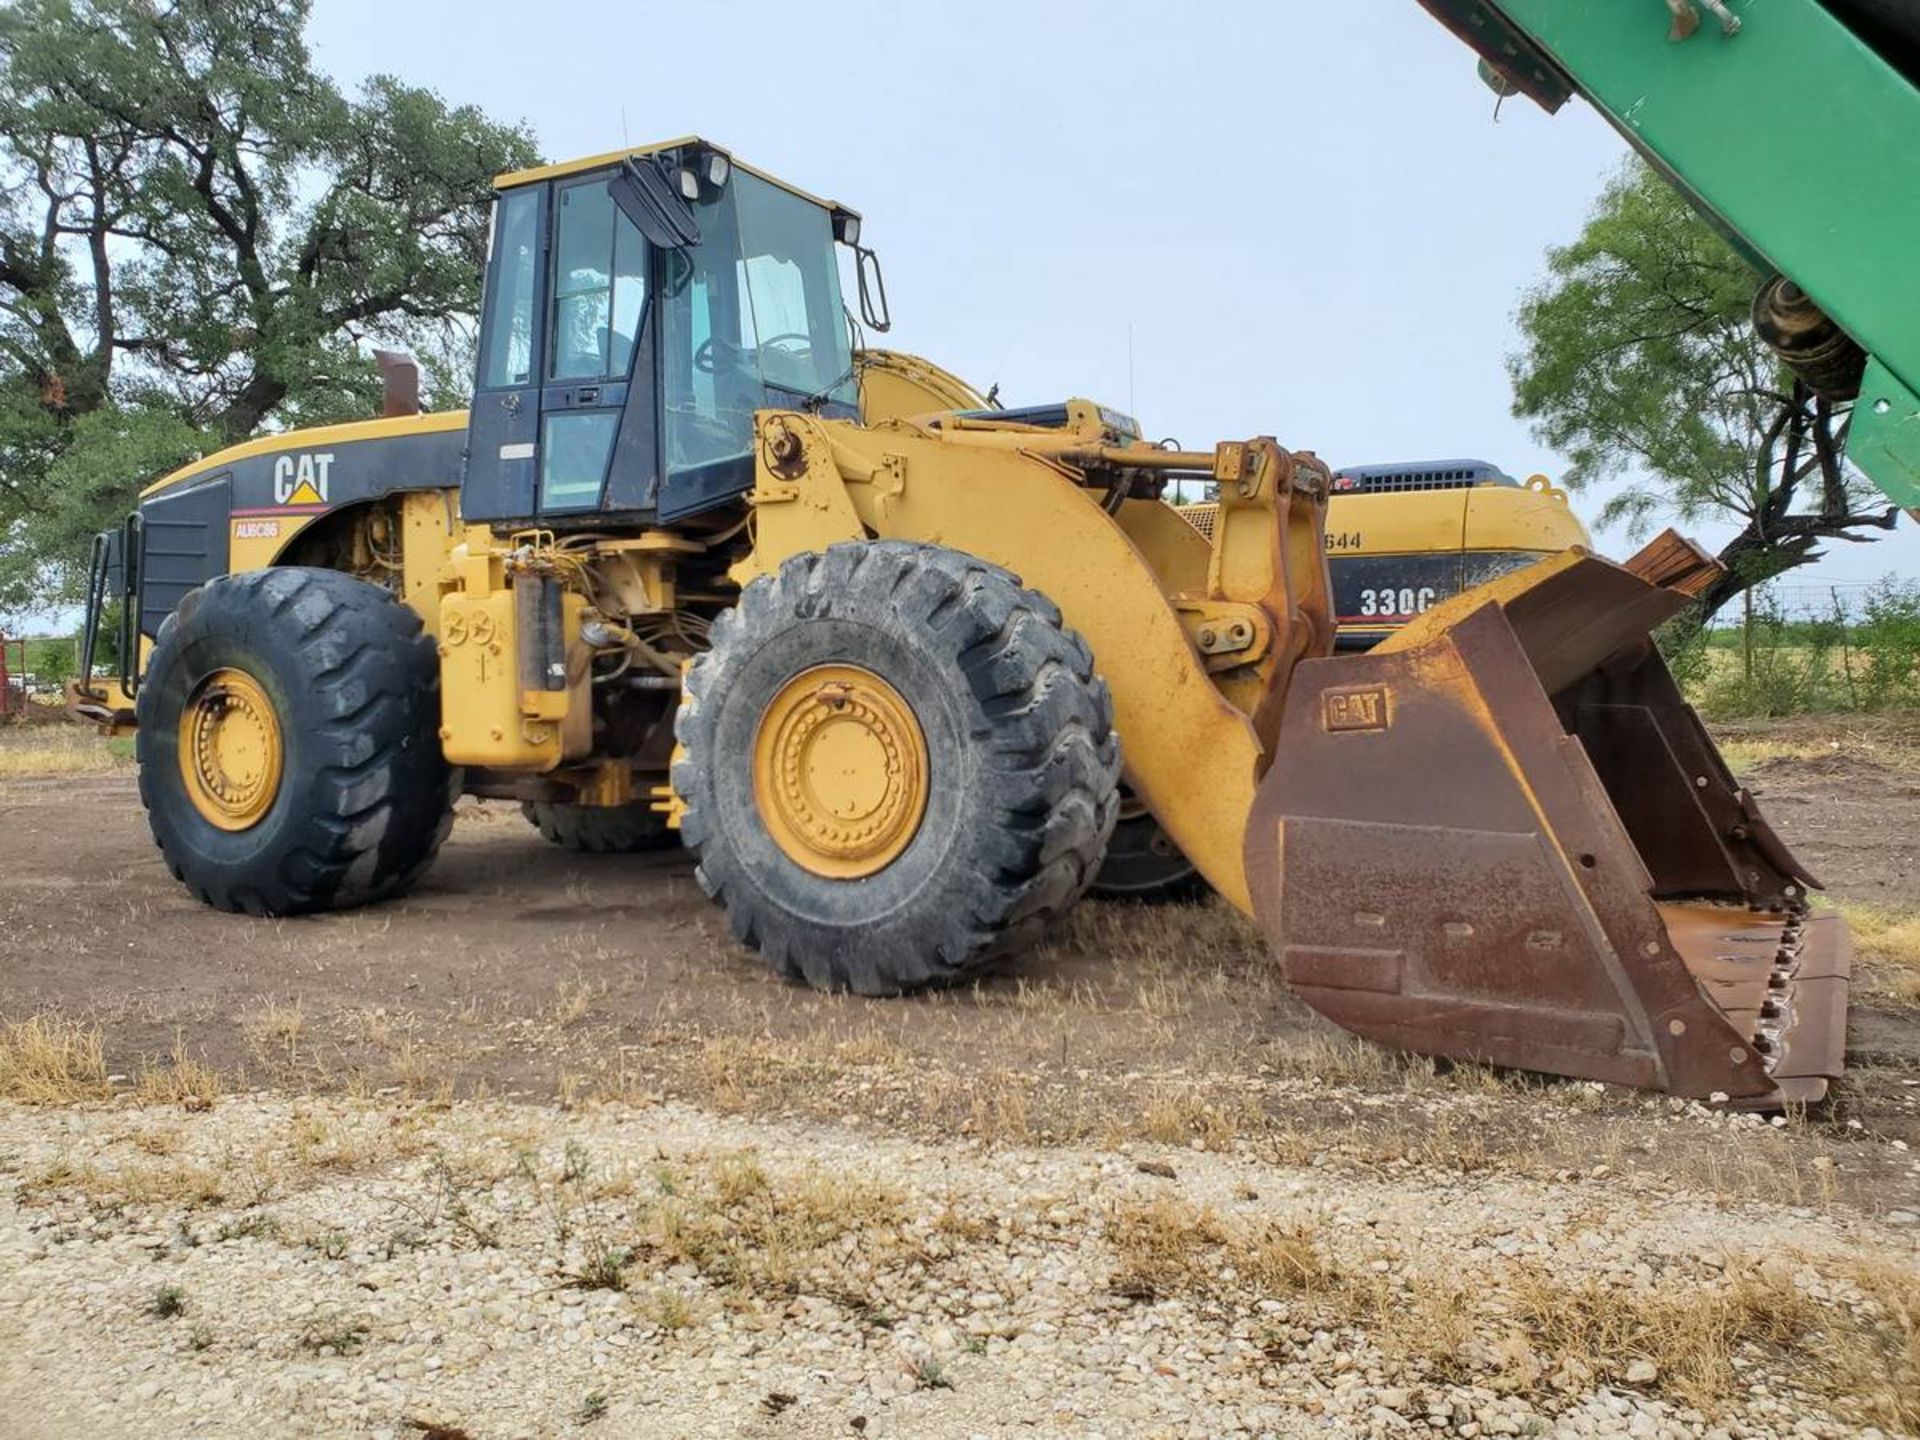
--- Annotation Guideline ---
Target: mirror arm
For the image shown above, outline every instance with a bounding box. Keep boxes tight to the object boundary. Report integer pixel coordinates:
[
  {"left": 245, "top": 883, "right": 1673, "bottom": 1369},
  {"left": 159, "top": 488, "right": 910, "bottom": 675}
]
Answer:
[{"left": 855, "top": 244, "right": 891, "bottom": 333}]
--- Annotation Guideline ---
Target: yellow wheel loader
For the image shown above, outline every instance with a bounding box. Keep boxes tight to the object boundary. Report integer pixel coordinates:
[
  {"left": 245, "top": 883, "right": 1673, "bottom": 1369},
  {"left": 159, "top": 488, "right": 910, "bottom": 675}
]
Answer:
[{"left": 70, "top": 138, "right": 1848, "bottom": 1104}]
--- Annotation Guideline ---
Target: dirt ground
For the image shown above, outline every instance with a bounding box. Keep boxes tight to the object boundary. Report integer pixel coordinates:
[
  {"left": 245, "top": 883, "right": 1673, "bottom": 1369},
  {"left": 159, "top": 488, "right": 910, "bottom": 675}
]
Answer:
[
  {"left": 3, "top": 714, "right": 1920, "bottom": 1437},
  {"left": 2, "top": 712, "right": 1918, "bottom": 1189}
]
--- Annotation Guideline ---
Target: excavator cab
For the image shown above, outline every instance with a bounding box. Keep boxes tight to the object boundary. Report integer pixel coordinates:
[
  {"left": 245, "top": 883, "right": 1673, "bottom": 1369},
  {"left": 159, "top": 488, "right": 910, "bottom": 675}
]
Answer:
[{"left": 461, "top": 139, "right": 878, "bottom": 528}]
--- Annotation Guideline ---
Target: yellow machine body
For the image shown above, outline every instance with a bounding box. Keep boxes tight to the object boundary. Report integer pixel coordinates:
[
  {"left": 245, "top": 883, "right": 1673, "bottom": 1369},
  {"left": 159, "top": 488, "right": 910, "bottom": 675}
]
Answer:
[
  {"left": 81, "top": 138, "right": 1848, "bottom": 1107},
  {"left": 436, "top": 556, "right": 591, "bottom": 770}
]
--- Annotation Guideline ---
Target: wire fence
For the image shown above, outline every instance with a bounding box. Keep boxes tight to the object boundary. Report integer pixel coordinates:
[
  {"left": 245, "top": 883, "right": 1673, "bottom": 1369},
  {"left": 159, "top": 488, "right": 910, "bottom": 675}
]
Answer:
[
  {"left": 1684, "top": 574, "right": 1920, "bottom": 716},
  {"left": 1736, "top": 580, "right": 1883, "bottom": 626}
]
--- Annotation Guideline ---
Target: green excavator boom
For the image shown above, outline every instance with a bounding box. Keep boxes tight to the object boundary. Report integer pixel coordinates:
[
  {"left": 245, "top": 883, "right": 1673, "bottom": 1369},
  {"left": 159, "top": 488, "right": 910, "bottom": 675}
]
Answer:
[{"left": 1418, "top": 0, "right": 1920, "bottom": 510}]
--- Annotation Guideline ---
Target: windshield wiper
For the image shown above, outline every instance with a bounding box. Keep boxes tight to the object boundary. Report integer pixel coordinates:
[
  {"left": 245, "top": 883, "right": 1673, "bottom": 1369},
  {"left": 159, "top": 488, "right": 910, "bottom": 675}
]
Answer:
[{"left": 762, "top": 365, "right": 858, "bottom": 413}]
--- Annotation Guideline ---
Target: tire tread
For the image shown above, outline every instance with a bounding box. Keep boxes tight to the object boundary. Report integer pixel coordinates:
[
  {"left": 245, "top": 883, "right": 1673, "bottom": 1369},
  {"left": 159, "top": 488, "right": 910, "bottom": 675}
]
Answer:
[
  {"left": 674, "top": 540, "right": 1119, "bottom": 994},
  {"left": 135, "top": 567, "right": 453, "bottom": 917}
]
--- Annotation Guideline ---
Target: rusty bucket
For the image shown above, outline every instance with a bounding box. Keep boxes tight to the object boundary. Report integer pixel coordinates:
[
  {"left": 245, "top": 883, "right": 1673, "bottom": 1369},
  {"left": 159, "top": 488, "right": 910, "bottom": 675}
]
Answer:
[{"left": 1244, "top": 548, "right": 1849, "bottom": 1106}]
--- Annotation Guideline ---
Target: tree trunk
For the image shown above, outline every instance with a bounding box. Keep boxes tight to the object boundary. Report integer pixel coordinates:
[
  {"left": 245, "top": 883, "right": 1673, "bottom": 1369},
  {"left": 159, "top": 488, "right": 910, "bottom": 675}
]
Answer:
[
  {"left": 213, "top": 371, "right": 290, "bottom": 447},
  {"left": 1693, "top": 527, "right": 1818, "bottom": 624}
]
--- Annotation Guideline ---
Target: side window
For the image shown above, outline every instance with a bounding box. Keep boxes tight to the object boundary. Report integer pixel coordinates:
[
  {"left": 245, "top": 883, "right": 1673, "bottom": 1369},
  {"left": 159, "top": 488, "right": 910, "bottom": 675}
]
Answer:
[
  {"left": 479, "top": 190, "right": 539, "bottom": 389},
  {"left": 540, "top": 411, "right": 619, "bottom": 509},
  {"left": 550, "top": 179, "right": 648, "bottom": 382}
]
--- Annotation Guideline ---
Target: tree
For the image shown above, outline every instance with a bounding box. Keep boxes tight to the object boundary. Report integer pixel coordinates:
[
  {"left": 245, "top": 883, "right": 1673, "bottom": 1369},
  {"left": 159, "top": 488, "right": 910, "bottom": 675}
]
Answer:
[
  {"left": 0, "top": 0, "right": 538, "bottom": 613},
  {"left": 1510, "top": 161, "right": 1899, "bottom": 620}
]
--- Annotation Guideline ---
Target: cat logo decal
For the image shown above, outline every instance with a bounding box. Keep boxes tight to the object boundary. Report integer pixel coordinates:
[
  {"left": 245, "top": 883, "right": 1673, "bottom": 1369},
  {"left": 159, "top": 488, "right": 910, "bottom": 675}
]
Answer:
[{"left": 272, "top": 452, "right": 335, "bottom": 507}]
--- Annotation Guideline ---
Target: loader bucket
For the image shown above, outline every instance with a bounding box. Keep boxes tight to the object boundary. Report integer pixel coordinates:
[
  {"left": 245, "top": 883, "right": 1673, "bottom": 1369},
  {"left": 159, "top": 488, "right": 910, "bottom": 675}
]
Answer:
[{"left": 1244, "top": 549, "right": 1850, "bottom": 1105}]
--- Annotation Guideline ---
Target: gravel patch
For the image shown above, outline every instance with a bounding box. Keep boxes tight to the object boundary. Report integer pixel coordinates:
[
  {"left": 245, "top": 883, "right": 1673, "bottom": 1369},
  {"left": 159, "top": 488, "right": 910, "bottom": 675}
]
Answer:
[{"left": 0, "top": 1095, "right": 1915, "bottom": 1439}]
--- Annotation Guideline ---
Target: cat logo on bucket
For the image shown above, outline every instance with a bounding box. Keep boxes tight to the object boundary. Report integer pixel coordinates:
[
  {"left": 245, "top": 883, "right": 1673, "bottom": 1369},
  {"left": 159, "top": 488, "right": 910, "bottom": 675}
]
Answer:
[
  {"left": 1323, "top": 685, "right": 1391, "bottom": 734},
  {"left": 272, "top": 451, "right": 335, "bottom": 507}
]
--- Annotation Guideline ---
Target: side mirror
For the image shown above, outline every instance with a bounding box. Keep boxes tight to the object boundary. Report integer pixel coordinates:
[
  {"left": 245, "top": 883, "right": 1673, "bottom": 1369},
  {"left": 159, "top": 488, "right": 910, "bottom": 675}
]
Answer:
[
  {"left": 855, "top": 245, "right": 891, "bottom": 333},
  {"left": 611, "top": 157, "right": 701, "bottom": 251}
]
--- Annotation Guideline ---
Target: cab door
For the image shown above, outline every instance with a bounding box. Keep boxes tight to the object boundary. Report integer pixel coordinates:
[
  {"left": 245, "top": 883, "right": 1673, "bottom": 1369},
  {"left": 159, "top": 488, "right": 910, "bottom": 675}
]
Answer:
[
  {"left": 536, "top": 176, "right": 649, "bottom": 515},
  {"left": 464, "top": 185, "right": 548, "bottom": 523}
]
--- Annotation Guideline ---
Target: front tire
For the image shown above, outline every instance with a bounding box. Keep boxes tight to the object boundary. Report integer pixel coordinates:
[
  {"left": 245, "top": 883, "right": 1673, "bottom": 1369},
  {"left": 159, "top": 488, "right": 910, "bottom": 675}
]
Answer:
[
  {"left": 674, "top": 541, "right": 1120, "bottom": 994},
  {"left": 135, "top": 567, "right": 454, "bottom": 915}
]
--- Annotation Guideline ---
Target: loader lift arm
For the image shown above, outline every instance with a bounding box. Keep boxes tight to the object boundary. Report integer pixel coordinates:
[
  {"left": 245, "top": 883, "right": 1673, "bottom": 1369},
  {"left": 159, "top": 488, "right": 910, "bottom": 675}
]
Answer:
[{"left": 1417, "top": 0, "right": 1920, "bottom": 511}]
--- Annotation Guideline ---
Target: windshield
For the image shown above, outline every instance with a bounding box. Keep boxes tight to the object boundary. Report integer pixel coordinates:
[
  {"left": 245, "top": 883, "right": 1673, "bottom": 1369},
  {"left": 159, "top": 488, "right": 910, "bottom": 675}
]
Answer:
[
  {"left": 735, "top": 174, "right": 856, "bottom": 400},
  {"left": 661, "top": 169, "right": 855, "bottom": 484}
]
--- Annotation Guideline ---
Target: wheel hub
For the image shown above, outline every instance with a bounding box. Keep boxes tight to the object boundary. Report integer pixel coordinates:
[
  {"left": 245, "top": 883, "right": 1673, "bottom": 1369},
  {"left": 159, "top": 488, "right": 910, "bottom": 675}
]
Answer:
[
  {"left": 753, "top": 664, "right": 928, "bottom": 878},
  {"left": 178, "top": 667, "right": 284, "bottom": 831}
]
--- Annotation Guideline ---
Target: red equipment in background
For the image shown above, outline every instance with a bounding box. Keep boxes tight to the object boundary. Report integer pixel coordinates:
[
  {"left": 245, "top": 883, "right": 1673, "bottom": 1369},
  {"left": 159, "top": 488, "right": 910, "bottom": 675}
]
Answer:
[{"left": 0, "top": 631, "right": 24, "bottom": 716}]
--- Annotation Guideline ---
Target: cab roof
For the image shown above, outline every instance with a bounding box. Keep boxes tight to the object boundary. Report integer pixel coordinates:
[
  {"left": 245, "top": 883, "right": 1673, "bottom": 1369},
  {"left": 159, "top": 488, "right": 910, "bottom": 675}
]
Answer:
[{"left": 494, "top": 135, "right": 857, "bottom": 220}]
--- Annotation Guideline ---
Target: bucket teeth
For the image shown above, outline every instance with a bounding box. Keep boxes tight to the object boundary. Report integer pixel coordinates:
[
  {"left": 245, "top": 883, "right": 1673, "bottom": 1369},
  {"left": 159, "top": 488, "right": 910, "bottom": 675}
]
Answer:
[{"left": 1656, "top": 905, "right": 1849, "bottom": 1105}]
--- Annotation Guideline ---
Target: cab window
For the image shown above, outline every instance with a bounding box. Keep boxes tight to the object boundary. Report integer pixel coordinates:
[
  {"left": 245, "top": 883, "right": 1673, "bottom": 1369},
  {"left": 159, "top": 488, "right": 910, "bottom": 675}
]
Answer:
[
  {"left": 479, "top": 189, "right": 539, "bottom": 388},
  {"left": 549, "top": 178, "right": 649, "bottom": 382},
  {"left": 659, "top": 170, "right": 854, "bottom": 484}
]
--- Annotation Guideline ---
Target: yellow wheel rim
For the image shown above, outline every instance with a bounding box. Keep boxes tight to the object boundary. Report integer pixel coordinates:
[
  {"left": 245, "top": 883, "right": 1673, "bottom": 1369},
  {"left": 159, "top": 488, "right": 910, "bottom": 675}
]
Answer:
[
  {"left": 178, "top": 668, "right": 284, "bottom": 832},
  {"left": 752, "top": 664, "right": 929, "bottom": 879}
]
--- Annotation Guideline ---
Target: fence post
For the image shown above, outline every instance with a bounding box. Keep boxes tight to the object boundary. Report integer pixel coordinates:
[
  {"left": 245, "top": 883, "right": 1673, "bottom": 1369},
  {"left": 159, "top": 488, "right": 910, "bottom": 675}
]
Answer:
[
  {"left": 1742, "top": 587, "right": 1754, "bottom": 685},
  {"left": 1831, "top": 587, "right": 1860, "bottom": 710}
]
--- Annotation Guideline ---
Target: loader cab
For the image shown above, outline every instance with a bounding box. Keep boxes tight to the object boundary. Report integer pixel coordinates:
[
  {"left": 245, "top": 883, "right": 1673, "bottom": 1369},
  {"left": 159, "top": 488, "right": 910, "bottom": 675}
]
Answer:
[{"left": 462, "top": 139, "right": 872, "bottom": 527}]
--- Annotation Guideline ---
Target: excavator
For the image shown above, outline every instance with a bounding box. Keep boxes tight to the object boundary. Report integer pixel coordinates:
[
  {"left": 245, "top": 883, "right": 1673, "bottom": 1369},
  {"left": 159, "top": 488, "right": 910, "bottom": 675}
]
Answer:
[{"left": 62, "top": 134, "right": 1845, "bottom": 1108}]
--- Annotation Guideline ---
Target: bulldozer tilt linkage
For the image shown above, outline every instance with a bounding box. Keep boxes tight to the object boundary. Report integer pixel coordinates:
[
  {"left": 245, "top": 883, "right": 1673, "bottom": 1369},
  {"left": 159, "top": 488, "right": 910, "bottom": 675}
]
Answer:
[{"left": 69, "top": 137, "right": 1850, "bottom": 1107}]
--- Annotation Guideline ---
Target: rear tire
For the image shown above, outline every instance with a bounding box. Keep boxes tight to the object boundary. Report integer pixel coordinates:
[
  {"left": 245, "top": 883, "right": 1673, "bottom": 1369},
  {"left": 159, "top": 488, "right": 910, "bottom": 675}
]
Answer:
[
  {"left": 674, "top": 541, "right": 1120, "bottom": 994},
  {"left": 1091, "top": 800, "right": 1212, "bottom": 903},
  {"left": 135, "top": 567, "right": 454, "bottom": 915},
  {"left": 521, "top": 800, "right": 676, "bottom": 853}
]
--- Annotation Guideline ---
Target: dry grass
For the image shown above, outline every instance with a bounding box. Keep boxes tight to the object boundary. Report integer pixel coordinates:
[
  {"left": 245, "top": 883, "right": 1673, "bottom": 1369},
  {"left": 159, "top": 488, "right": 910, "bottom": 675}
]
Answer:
[
  {"left": 0, "top": 1016, "right": 113, "bottom": 1103},
  {"left": 548, "top": 976, "right": 600, "bottom": 1027},
  {"left": 684, "top": 1028, "right": 909, "bottom": 1116},
  {"left": 1829, "top": 900, "right": 1920, "bottom": 1008},
  {"left": 1137, "top": 1089, "right": 1263, "bottom": 1150},
  {"left": 2, "top": 1016, "right": 231, "bottom": 1112},
  {"left": 645, "top": 1287, "right": 698, "bottom": 1331},
  {"left": 387, "top": 1038, "right": 437, "bottom": 1094},
  {"left": 241, "top": 1000, "right": 305, "bottom": 1066},
  {"left": 134, "top": 1040, "right": 223, "bottom": 1111},
  {"left": 1489, "top": 1260, "right": 1814, "bottom": 1409},
  {"left": 279, "top": 1107, "right": 429, "bottom": 1174},
  {"left": 1827, "top": 1253, "right": 1920, "bottom": 1433},
  {"left": 1101, "top": 1191, "right": 1919, "bottom": 1426},
  {"left": 1710, "top": 713, "right": 1920, "bottom": 776},
  {"left": 1715, "top": 736, "right": 1837, "bottom": 775},
  {"left": 641, "top": 1150, "right": 905, "bottom": 1301},
  {"left": 0, "top": 726, "right": 126, "bottom": 777},
  {"left": 1107, "top": 1195, "right": 1336, "bottom": 1304},
  {"left": 23, "top": 1153, "right": 229, "bottom": 1209}
]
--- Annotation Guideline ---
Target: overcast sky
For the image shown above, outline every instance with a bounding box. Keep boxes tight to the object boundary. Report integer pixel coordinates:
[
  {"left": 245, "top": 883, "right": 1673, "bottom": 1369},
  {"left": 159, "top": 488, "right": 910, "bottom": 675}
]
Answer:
[
  {"left": 318, "top": 0, "right": 1912, "bottom": 591},
  {"left": 16, "top": 0, "right": 1913, "bottom": 637}
]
